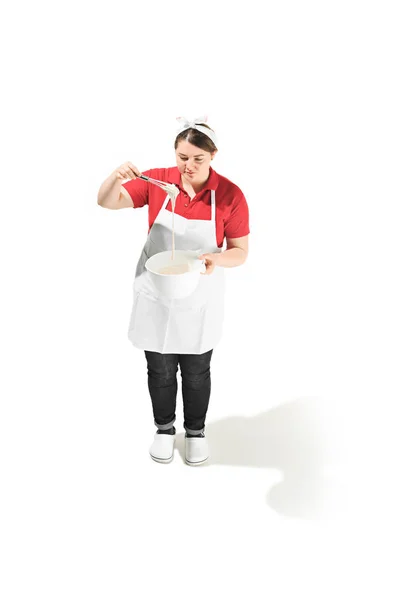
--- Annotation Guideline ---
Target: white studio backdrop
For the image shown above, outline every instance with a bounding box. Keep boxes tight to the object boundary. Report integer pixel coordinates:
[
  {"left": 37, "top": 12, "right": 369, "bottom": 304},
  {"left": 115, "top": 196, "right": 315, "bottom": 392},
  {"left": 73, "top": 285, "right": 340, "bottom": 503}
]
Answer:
[{"left": 1, "top": 0, "right": 399, "bottom": 598}]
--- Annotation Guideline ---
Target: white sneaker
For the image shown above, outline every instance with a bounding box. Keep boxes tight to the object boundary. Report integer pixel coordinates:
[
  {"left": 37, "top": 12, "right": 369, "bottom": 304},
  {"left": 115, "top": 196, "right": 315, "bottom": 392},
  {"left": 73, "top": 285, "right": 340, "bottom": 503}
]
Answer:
[
  {"left": 185, "top": 434, "right": 209, "bottom": 466},
  {"left": 149, "top": 433, "right": 175, "bottom": 464}
]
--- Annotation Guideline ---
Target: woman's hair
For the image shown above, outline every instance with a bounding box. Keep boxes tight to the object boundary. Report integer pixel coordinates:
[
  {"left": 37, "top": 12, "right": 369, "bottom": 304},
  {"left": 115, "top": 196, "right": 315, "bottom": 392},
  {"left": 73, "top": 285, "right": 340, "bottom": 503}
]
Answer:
[{"left": 174, "top": 124, "right": 218, "bottom": 153}]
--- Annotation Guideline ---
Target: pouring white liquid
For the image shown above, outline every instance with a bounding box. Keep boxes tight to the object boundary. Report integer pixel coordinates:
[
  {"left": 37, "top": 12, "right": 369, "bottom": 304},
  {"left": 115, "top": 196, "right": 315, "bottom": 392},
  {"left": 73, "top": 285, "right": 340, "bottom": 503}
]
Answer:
[
  {"left": 167, "top": 184, "right": 179, "bottom": 261},
  {"left": 156, "top": 183, "right": 190, "bottom": 275}
]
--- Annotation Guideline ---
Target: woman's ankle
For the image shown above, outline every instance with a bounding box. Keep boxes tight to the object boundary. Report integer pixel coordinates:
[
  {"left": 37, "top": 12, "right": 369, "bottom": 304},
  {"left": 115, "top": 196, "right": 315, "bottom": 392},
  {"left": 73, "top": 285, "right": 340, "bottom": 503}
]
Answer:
[{"left": 157, "top": 426, "right": 176, "bottom": 435}]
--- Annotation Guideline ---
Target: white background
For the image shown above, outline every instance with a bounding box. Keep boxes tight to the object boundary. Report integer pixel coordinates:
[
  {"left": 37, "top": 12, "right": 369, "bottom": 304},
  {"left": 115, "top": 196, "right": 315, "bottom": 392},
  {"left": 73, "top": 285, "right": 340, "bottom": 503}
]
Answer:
[{"left": 1, "top": 0, "right": 399, "bottom": 598}]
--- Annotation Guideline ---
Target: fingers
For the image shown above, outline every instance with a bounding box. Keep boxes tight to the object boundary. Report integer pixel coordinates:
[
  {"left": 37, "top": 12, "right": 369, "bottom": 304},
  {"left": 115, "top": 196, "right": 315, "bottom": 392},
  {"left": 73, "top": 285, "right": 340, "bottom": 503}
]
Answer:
[
  {"left": 115, "top": 162, "right": 142, "bottom": 180},
  {"left": 201, "top": 259, "right": 215, "bottom": 275}
]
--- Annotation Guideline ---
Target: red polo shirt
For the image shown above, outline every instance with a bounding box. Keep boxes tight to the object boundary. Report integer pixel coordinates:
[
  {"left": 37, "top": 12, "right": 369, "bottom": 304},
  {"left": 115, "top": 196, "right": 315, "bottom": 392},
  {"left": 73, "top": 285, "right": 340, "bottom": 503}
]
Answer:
[{"left": 122, "top": 166, "right": 250, "bottom": 248}]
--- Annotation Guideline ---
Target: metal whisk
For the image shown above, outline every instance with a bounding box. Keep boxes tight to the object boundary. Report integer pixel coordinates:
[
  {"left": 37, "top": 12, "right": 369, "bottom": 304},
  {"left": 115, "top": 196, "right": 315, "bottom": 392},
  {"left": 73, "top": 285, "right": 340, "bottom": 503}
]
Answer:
[{"left": 137, "top": 174, "right": 179, "bottom": 199}]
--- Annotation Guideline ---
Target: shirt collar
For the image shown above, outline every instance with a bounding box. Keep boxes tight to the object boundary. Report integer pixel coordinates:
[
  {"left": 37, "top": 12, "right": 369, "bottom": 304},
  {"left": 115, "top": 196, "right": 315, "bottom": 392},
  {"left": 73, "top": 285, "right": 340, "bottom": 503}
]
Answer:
[{"left": 168, "top": 166, "right": 219, "bottom": 191}]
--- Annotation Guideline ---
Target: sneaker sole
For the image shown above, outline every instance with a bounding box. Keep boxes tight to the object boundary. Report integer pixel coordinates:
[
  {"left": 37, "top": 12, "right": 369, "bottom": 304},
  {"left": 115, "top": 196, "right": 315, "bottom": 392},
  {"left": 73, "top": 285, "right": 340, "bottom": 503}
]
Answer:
[
  {"left": 185, "top": 456, "right": 209, "bottom": 466},
  {"left": 150, "top": 453, "right": 174, "bottom": 464}
]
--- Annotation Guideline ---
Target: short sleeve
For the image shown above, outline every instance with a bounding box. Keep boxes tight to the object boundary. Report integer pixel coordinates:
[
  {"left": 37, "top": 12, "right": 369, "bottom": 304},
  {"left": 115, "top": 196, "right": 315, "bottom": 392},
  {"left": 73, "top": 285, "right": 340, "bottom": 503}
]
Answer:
[
  {"left": 224, "top": 190, "right": 250, "bottom": 239},
  {"left": 121, "top": 169, "right": 153, "bottom": 208}
]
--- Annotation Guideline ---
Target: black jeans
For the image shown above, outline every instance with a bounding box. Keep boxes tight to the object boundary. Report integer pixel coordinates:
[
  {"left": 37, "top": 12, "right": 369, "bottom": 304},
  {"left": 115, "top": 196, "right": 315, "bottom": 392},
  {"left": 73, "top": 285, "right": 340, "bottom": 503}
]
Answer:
[{"left": 144, "top": 349, "right": 213, "bottom": 435}]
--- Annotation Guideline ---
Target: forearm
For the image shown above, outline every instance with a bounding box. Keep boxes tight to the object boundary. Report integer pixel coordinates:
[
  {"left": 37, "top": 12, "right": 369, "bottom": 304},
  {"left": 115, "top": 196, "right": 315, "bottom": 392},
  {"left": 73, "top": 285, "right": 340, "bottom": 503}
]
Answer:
[
  {"left": 215, "top": 247, "right": 247, "bottom": 268},
  {"left": 97, "top": 172, "right": 121, "bottom": 208}
]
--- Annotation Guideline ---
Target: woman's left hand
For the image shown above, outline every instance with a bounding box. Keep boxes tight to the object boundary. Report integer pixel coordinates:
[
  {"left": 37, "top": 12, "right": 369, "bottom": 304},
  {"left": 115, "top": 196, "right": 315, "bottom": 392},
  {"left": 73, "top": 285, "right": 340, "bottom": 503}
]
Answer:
[{"left": 198, "top": 253, "right": 219, "bottom": 275}]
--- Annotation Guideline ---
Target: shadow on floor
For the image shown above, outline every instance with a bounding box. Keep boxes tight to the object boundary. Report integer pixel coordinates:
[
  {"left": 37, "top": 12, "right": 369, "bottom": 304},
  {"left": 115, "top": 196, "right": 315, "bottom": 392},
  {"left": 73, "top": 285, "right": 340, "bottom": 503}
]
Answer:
[{"left": 175, "top": 396, "right": 348, "bottom": 521}]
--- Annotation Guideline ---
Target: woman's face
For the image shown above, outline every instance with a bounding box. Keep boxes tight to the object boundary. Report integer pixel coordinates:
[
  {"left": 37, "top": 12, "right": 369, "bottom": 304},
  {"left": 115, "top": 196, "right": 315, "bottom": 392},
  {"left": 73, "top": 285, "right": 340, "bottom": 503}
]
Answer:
[{"left": 175, "top": 140, "right": 216, "bottom": 186}]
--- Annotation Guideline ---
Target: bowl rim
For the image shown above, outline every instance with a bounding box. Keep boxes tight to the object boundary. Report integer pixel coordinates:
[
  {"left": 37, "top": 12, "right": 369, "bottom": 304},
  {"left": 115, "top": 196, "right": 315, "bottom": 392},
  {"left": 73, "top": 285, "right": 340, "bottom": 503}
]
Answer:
[
  {"left": 145, "top": 260, "right": 203, "bottom": 277},
  {"left": 145, "top": 250, "right": 204, "bottom": 277}
]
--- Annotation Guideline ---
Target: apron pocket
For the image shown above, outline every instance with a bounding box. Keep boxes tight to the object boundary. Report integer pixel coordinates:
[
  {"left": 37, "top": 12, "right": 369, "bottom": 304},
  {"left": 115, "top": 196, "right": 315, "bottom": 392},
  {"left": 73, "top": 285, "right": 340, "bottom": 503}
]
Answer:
[
  {"left": 200, "top": 300, "right": 224, "bottom": 352},
  {"left": 128, "top": 291, "right": 169, "bottom": 351},
  {"left": 164, "top": 305, "right": 206, "bottom": 354}
]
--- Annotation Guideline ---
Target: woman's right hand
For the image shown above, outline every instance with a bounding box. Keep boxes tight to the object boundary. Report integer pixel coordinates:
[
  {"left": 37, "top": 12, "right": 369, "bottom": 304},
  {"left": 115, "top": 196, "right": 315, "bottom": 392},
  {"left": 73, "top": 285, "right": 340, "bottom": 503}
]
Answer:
[{"left": 114, "top": 162, "right": 142, "bottom": 181}]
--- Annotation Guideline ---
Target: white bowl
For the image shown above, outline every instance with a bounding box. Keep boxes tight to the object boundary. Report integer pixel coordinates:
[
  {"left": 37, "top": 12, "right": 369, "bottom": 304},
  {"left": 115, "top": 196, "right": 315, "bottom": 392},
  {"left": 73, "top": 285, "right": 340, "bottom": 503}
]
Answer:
[{"left": 145, "top": 250, "right": 205, "bottom": 299}]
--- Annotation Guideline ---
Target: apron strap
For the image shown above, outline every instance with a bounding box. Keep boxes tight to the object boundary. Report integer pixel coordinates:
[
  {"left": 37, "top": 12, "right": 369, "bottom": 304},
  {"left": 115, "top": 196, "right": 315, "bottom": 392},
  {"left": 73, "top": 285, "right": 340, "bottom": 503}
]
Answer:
[
  {"left": 211, "top": 190, "right": 216, "bottom": 222},
  {"left": 161, "top": 194, "right": 170, "bottom": 210}
]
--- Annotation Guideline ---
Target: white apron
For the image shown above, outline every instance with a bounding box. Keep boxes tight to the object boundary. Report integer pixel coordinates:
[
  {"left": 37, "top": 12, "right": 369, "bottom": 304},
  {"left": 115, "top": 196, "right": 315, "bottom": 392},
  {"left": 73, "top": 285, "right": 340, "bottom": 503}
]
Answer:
[{"left": 127, "top": 189, "right": 225, "bottom": 354}]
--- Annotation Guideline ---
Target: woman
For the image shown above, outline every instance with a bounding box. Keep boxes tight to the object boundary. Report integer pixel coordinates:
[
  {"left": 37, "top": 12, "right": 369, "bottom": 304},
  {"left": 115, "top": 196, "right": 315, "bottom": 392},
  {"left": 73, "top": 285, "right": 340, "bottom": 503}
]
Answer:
[{"left": 97, "top": 116, "right": 250, "bottom": 466}]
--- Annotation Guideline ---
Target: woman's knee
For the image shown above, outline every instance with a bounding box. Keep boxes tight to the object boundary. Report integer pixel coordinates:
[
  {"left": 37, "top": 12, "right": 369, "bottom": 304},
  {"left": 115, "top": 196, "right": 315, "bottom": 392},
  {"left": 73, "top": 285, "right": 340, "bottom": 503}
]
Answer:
[
  {"left": 181, "top": 365, "right": 211, "bottom": 389},
  {"left": 145, "top": 351, "right": 178, "bottom": 384}
]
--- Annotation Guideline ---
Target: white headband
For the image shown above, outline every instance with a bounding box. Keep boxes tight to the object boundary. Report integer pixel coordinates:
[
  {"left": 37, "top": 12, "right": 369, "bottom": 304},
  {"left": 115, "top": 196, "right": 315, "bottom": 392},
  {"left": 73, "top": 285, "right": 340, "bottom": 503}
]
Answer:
[{"left": 176, "top": 115, "right": 218, "bottom": 147}]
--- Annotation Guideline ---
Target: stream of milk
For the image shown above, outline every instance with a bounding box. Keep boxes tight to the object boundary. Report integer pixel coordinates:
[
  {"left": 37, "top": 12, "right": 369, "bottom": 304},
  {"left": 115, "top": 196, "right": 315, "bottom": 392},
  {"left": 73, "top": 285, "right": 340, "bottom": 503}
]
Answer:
[{"left": 157, "top": 184, "right": 190, "bottom": 275}]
